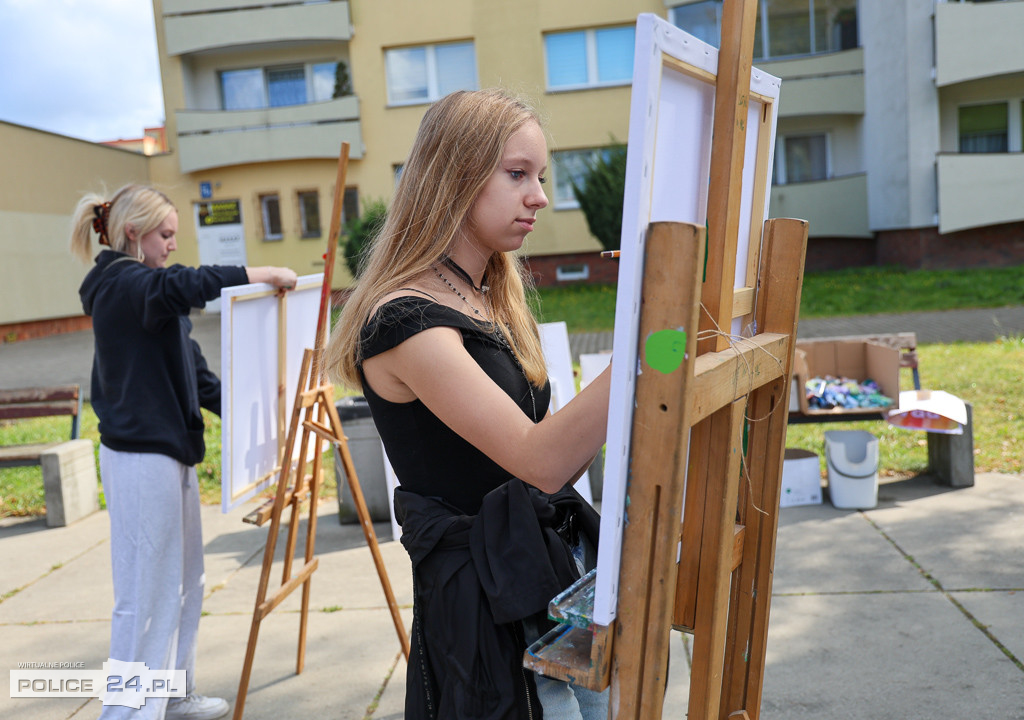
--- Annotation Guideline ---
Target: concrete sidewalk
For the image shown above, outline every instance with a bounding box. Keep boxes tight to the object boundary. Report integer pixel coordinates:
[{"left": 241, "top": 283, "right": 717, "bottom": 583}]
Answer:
[
  {"left": 2, "top": 470, "right": 1023, "bottom": 719},
  {"left": 2, "top": 305, "right": 1024, "bottom": 718}
]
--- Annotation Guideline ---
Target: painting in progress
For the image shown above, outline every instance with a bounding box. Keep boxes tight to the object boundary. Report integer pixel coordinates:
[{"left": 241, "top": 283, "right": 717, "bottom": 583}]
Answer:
[
  {"left": 220, "top": 274, "right": 323, "bottom": 512},
  {"left": 595, "top": 13, "right": 781, "bottom": 626}
]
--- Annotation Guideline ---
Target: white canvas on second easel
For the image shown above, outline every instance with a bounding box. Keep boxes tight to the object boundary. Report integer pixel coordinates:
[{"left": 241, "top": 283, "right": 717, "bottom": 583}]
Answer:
[
  {"left": 539, "top": 321, "right": 594, "bottom": 504},
  {"left": 220, "top": 274, "right": 323, "bottom": 512}
]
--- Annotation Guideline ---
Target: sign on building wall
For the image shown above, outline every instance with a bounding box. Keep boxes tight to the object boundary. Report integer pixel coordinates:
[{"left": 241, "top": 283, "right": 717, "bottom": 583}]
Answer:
[{"left": 195, "top": 200, "right": 247, "bottom": 312}]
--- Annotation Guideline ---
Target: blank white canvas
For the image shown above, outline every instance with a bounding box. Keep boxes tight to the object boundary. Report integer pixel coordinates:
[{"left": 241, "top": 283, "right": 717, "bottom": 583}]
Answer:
[
  {"left": 594, "top": 13, "right": 780, "bottom": 626},
  {"left": 220, "top": 274, "right": 323, "bottom": 512},
  {"left": 539, "top": 321, "right": 593, "bottom": 504}
]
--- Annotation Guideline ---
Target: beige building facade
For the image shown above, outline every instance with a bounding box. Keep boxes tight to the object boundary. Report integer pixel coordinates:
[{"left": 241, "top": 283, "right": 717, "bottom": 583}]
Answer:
[{"left": 3, "top": 0, "right": 1024, "bottom": 335}]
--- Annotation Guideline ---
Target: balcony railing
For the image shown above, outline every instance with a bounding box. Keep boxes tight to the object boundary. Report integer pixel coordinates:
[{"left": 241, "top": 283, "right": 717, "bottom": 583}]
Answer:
[
  {"left": 769, "top": 173, "right": 870, "bottom": 238},
  {"left": 175, "top": 96, "right": 362, "bottom": 173},
  {"left": 937, "top": 153, "right": 1024, "bottom": 234},
  {"left": 163, "top": 1, "right": 351, "bottom": 56},
  {"left": 935, "top": 1, "right": 1024, "bottom": 86}
]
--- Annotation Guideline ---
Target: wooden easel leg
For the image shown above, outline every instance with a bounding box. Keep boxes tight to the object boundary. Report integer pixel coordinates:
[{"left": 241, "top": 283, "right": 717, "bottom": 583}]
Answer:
[
  {"left": 234, "top": 453, "right": 298, "bottom": 720},
  {"left": 234, "top": 612, "right": 264, "bottom": 720},
  {"left": 687, "top": 399, "right": 747, "bottom": 720},
  {"left": 609, "top": 222, "right": 704, "bottom": 719},
  {"left": 322, "top": 397, "right": 410, "bottom": 660},
  {"left": 297, "top": 404, "right": 327, "bottom": 674},
  {"left": 720, "top": 219, "right": 809, "bottom": 719},
  {"left": 234, "top": 353, "right": 315, "bottom": 719}
]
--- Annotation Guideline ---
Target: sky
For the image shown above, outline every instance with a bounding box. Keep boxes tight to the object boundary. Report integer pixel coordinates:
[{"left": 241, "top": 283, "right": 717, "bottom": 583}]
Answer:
[{"left": 0, "top": 0, "right": 165, "bottom": 143}]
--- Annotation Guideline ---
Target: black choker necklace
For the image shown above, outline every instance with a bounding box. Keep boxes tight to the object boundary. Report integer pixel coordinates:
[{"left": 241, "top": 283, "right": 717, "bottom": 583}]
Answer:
[{"left": 442, "top": 256, "right": 488, "bottom": 294}]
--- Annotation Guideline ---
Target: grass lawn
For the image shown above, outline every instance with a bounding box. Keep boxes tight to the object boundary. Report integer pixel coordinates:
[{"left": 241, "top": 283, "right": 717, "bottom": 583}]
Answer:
[
  {"left": 535, "top": 263, "right": 1024, "bottom": 326},
  {"left": 3, "top": 265, "right": 1023, "bottom": 517}
]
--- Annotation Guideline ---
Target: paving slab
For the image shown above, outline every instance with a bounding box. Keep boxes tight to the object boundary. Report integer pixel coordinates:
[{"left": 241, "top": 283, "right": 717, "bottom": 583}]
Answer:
[
  {"left": 864, "top": 473, "right": 1024, "bottom": 591},
  {"left": 0, "top": 510, "right": 110, "bottom": 597},
  {"left": 774, "top": 502, "right": 934, "bottom": 594},
  {"left": 762, "top": 592, "right": 1024, "bottom": 719},
  {"left": 951, "top": 590, "right": 1024, "bottom": 672}
]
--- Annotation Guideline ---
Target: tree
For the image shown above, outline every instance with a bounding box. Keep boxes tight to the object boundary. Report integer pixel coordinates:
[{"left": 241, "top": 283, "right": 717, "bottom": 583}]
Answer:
[
  {"left": 333, "top": 60, "right": 353, "bottom": 98},
  {"left": 341, "top": 198, "right": 387, "bottom": 279},
  {"left": 570, "top": 143, "right": 628, "bottom": 252}
]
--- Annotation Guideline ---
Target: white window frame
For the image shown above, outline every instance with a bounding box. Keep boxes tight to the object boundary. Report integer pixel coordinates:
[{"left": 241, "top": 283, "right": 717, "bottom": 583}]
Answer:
[
  {"left": 774, "top": 132, "right": 831, "bottom": 185},
  {"left": 385, "top": 42, "right": 478, "bottom": 106},
  {"left": 544, "top": 26, "right": 635, "bottom": 92}
]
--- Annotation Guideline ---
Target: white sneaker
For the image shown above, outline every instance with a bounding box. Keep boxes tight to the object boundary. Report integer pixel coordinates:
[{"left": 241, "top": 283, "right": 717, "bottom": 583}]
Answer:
[{"left": 165, "top": 693, "right": 230, "bottom": 720}]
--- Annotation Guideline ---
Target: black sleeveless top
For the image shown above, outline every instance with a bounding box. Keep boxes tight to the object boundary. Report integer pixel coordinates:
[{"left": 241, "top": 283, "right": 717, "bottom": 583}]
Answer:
[{"left": 358, "top": 296, "right": 551, "bottom": 515}]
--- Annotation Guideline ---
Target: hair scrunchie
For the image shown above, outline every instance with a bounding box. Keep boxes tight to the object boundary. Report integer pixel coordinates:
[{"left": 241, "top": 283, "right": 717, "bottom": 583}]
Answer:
[{"left": 92, "top": 202, "right": 112, "bottom": 245}]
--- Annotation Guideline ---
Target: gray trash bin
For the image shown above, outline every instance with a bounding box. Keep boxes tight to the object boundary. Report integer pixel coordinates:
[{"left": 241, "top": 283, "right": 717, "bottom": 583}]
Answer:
[{"left": 334, "top": 396, "right": 389, "bottom": 524}]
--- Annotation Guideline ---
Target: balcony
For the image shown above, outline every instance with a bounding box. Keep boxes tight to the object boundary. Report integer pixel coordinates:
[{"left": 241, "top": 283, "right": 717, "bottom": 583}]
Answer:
[
  {"left": 175, "top": 96, "right": 362, "bottom": 173},
  {"left": 163, "top": 1, "right": 351, "bottom": 56},
  {"left": 760, "top": 48, "right": 864, "bottom": 118},
  {"left": 769, "top": 173, "right": 870, "bottom": 238},
  {"left": 937, "top": 153, "right": 1024, "bottom": 233},
  {"left": 935, "top": 1, "right": 1024, "bottom": 87}
]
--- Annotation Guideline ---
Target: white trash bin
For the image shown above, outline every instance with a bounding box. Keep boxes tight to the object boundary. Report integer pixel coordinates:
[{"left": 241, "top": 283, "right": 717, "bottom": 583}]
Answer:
[{"left": 824, "top": 430, "right": 879, "bottom": 509}]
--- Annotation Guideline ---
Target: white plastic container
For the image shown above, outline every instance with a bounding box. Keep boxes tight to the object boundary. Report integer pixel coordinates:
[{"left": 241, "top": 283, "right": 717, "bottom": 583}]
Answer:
[
  {"left": 780, "top": 448, "right": 823, "bottom": 507},
  {"left": 824, "top": 430, "right": 879, "bottom": 509}
]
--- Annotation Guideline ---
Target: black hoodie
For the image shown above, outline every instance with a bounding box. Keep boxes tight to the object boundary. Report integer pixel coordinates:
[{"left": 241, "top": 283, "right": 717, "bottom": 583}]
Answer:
[{"left": 79, "top": 250, "right": 248, "bottom": 466}]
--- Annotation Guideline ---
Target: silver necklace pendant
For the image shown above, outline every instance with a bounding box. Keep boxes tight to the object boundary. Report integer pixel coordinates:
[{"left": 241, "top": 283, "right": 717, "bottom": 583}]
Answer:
[{"left": 432, "top": 263, "right": 537, "bottom": 423}]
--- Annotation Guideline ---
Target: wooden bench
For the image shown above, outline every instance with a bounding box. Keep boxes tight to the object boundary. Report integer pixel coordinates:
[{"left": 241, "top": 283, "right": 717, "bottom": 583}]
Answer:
[
  {"left": 788, "top": 332, "right": 974, "bottom": 487},
  {"left": 0, "top": 385, "right": 99, "bottom": 526},
  {"left": 0, "top": 385, "right": 83, "bottom": 467}
]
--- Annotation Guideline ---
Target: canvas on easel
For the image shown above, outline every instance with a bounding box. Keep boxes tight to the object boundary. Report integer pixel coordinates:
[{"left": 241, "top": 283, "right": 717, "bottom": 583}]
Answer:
[
  {"left": 231, "top": 143, "right": 410, "bottom": 720},
  {"left": 523, "top": 10, "right": 808, "bottom": 720},
  {"left": 598, "top": 14, "right": 782, "bottom": 626},
  {"left": 220, "top": 273, "right": 323, "bottom": 512}
]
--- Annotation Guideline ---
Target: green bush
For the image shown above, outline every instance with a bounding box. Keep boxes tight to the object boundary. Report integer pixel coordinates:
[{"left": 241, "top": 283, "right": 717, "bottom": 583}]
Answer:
[
  {"left": 571, "top": 143, "right": 628, "bottom": 252},
  {"left": 341, "top": 199, "right": 387, "bottom": 279}
]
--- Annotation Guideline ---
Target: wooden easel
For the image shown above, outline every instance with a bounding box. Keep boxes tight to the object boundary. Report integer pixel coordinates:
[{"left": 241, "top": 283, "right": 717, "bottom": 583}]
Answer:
[
  {"left": 233, "top": 143, "right": 410, "bottom": 720},
  {"left": 523, "top": 3, "right": 809, "bottom": 718}
]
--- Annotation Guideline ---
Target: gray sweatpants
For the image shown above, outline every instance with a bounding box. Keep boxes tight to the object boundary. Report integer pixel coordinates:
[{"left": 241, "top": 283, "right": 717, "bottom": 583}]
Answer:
[{"left": 99, "top": 446, "right": 204, "bottom": 719}]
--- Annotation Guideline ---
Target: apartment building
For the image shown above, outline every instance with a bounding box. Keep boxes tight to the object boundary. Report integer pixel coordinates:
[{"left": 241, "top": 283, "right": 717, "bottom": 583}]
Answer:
[
  {"left": 149, "top": 0, "right": 665, "bottom": 287},
  {"left": 148, "top": 0, "right": 1024, "bottom": 281},
  {"left": 2, "top": 0, "right": 1022, "bottom": 334},
  {"left": 746, "top": 0, "right": 1024, "bottom": 270}
]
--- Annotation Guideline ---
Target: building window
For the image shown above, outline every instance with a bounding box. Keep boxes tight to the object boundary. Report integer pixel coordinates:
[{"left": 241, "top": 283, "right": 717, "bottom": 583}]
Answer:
[
  {"left": 545, "top": 26, "right": 635, "bottom": 90},
  {"left": 775, "top": 133, "right": 829, "bottom": 184},
  {"left": 552, "top": 148, "right": 615, "bottom": 209},
  {"left": 385, "top": 42, "right": 478, "bottom": 106},
  {"left": 556, "top": 263, "right": 590, "bottom": 282},
  {"left": 221, "top": 61, "right": 343, "bottom": 110},
  {"left": 959, "top": 103, "right": 1009, "bottom": 154},
  {"left": 268, "top": 66, "right": 307, "bottom": 107},
  {"left": 342, "top": 187, "right": 359, "bottom": 225},
  {"left": 670, "top": 0, "right": 857, "bottom": 60},
  {"left": 671, "top": 1, "right": 726, "bottom": 48},
  {"left": 260, "top": 194, "right": 283, "bottom": 241},
  {"left": 298, "top": 191, "right": 321, "bottom": 238}
]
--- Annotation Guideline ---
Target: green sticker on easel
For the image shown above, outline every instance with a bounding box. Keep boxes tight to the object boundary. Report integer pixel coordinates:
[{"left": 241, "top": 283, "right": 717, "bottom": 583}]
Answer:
[{"left": 644, "top": 328, "right": 688, "bottom": 374}]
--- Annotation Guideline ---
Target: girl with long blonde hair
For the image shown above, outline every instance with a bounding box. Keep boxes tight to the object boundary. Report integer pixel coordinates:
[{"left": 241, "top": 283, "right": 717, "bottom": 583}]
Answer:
[{"left": 327, "top": 89, "right": 611, "bottom": 719}]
